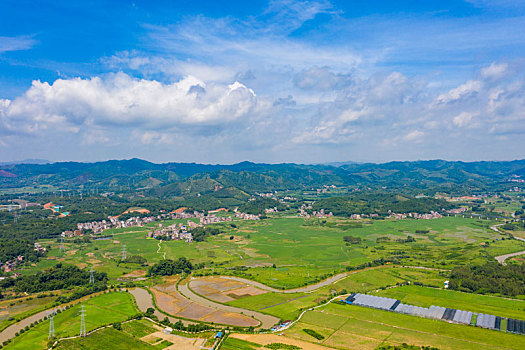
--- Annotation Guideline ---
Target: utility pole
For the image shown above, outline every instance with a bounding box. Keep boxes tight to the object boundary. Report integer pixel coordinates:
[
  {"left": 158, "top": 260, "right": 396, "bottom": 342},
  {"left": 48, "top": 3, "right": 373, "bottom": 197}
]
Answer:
[
  {"left": 89, "top": 267, "right": 95, "bottom": 284},
  {"left": 48, "top": 310, "right": 55, "bottom": 339},
  {"left": 80, "top": 305, "right": 86, "bottom": 337}
]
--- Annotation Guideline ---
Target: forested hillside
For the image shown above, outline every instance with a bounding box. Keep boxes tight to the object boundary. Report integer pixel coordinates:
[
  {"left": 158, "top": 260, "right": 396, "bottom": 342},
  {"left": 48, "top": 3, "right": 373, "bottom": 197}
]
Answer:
[{"left": 1, "top": 159, "right": 524, "bottom": 197}]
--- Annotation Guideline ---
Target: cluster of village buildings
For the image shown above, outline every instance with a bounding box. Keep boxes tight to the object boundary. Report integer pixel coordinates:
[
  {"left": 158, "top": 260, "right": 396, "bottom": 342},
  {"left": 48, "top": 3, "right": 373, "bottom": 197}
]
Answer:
[
  {"left": 147, "top": 213, "right": 234, "bottom": 241},
  {"left": 316, "top": 184, "right": 337, "bottom": 194},
  {"left": 64, "top": 215, "right": 158, "bottom": 236},
  {"left": 1, "top": 255, "right": 24, "bottom": 273},
  {"left": 1, "top": 243, "right": 46, "bottom": 274},
  {"left": 235, "top": 211, "right": 260, "bottom": 220},
  {"left": 446, "top": 207, "right": 469, "bottom": 215},
  {"left": 61, "top": 209, "right": 261, "bottom": 242},
  {"left": 147, "top": 223, "right": 194, "bottom": 242},
  {"left": 298, "top": 204, "right": 334, "bottom": 218},
  {"left": 388, "top": 211, "right": 444, "bottom": 220}
]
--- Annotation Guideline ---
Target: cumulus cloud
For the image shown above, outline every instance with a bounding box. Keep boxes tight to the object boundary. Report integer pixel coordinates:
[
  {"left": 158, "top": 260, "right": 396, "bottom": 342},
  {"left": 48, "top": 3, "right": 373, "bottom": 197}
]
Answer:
[
  {"left": 435, "top": 80, "right": 483, "bottom": 104},
  {"left": 290, "top": 61, "right": 525, "bottom": 154},
  {"left": 2, "top": 56, "right": 525, "bottom": 163},
  {"left": 1, "top": 73, "right": 257, "bottom": 135}
]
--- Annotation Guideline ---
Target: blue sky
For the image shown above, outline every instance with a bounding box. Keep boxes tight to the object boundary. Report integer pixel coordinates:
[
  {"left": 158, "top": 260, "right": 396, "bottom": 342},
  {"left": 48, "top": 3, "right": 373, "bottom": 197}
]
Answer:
[{"left": 1, "top": 0, "right": 525, "bottom": 163}]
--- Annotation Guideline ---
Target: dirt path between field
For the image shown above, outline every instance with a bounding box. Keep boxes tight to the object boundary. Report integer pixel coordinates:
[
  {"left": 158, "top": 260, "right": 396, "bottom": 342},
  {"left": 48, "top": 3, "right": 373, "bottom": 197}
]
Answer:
[
  {"left": 156, "top": 240, "right": 166, "bottom": 259},
  {"left": 177, "top": 281, "right": 279, "bottom": 329},
  {"left": 491, "top": 223, "right": 504, "bottom": 233}
]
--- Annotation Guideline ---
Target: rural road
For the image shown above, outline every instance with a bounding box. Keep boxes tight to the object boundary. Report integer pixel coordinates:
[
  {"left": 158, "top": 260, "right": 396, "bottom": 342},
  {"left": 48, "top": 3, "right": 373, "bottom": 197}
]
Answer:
[
  {"left": 220, "top": 273, "right": 350, "bottom": 294},
  {"left": 219, "top": 266, "right": 394, "bottom": 294},
  {"left": 0, "top": 306, "right": 66, "bottom": 344},
  {"left": 177, "top": 280, "right": 280, "bottom": 329},
  {"left": 495, "top": 251, "right": 525, "bottom": 265},
  {"left": 491, "top": 223, "right": 525, "bottom": 264},
  {"left": 0, "top": 291, "right": 108, "bottom": 344}
]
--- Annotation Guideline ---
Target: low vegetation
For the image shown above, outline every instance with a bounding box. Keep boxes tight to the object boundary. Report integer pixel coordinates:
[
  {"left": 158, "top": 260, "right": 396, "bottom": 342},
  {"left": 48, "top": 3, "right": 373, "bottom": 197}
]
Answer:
[
  {"left": 147, "top": 257, "right": 193, "bottom": 276},
  {"left": 449, "top": 262, "right": 525, "bottom": 296},
  {"left": 302, "top": 328, "right": 324, "bottom": 340},
  {"left": 0, "top": 263, "right": 107, "bottom": 293}
]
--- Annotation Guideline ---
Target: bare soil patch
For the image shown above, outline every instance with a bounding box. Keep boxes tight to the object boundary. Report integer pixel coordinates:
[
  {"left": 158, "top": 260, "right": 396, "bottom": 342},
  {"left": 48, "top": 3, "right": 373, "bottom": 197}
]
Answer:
[
  {"left": 122, "top": 270, "right": 146, "bottom": 278},
  {"left": 190, "top": 277, "right": 266, "bottom": 303},
  {"left": 152, "top": 279, "right": 258, "bottom": 326},
  {"left": 141, "top": 331, "right": 206, "bottom": 350},
  {"left": 232, "top": 333, "right": 336, "bottom": 350}
]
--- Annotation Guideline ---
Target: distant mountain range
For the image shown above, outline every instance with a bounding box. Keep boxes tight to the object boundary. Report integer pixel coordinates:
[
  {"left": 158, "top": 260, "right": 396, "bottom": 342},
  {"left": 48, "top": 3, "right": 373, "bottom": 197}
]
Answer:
[
  {"left": 1, "top": 158, "right": 524, "bottom": 196},
  {"left": 0, "top": 159, "right": 50, "bottom": 166}
]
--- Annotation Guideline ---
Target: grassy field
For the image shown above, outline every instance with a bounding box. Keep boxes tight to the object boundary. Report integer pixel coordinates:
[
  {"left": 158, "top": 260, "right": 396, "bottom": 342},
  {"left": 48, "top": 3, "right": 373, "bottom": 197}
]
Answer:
[
  {"left": 120, "top": 319, "right": 158, "bottom": 338},
  {"left": 284, "top": 302, "right": 525, "bottom": 350},
  {"left": 5, "top": 292, "right": 139, "bottom": 350},
  {"left": 373, "top": 285, "right": 525, "bottom": 319},
  {"left": 226, "top": 267, "right": 446, "bottom": 321},
  {"left": 55, "top": 327, "right": 154, "bottom": 350},
  {"left": 23, "top": 216, "right": 525, "bottom": 287},
  {"left": 220, "top": 337, "right": 260, "bottom": 350}
]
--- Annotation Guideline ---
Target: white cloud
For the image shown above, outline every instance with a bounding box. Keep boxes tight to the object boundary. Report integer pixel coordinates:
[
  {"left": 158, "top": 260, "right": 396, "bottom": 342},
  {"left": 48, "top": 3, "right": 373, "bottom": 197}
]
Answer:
[
  {"left": 435, "top": 80, "right": 483, "bottom": 104},
  {"left": 2, "top": 56, "right": 525, "bottom": 163},
  {"left": 136, "top": 131, "right": 174, "bottom": 145},
  {"left": 453, "top": 112, "right": 475, "bottom": 127},
  {"left": 0, "top": 35, "right": 36, "bottom": 54},
  {"left": 481, "top": 62, "right": 509, "bottom": 80},
  {"left": 1, "top": 73, "right": 257, "bottom": 134},
  {"left": 404, "top": 130, "right": 425, "bottom": 142},
  {"left": 294, "top": 66, "right": 353, "bottom": 90}
]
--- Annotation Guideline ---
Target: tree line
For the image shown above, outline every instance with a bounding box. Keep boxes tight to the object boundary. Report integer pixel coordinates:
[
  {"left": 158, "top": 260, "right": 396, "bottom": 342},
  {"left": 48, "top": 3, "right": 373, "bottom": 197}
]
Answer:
[{"left": 449, "top": 262, "right": 525, "bottom": 297}]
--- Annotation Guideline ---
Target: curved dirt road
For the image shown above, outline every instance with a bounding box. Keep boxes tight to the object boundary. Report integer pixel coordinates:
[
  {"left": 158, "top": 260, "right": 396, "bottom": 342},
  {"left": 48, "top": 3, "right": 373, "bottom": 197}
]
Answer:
[
  {"left": 0, "top": 306, "right": 65, "bottom": 344},
  {"left": 491, "top": 223, "right": 525, "bottom": 264},
  {"left": 177, "top": 281, "right": 279, "bottom": 329},
  {"left": 495, "top": 250, "right": 525, "bottom": 265},
  {"left": 219, "top": 273, "right": 350, "bottom": 294},
  {"left": 219, "top": 267, "right": 393, "bottom": 294},
  {"left": 0, "top": 291, "right": 107, "bottom": 344}
]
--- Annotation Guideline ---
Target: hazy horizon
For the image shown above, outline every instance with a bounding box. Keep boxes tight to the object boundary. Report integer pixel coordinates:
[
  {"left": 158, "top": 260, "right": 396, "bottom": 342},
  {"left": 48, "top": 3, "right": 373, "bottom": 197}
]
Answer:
[{"left": 2, "top": 156, "right": 525, "bottom": 167}]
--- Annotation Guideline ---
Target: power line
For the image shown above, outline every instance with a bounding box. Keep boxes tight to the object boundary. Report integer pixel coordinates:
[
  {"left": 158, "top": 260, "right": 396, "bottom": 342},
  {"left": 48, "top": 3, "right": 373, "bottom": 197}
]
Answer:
[{"left": 80, "top": 305, "right": 86, "bottom": 337}]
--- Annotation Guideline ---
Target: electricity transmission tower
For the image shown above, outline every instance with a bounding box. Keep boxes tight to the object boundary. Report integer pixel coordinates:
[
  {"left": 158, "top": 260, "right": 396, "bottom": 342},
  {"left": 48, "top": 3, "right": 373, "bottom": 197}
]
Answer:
[
  {"left": 79, "top": 305, "right": 86, "bottom": 337},
  {"left": 89, "top": 267, "right": 95, "bottom": 284},
  {"left": 59, "top": 235, "right": 65, "bottom": 253},
  {"left": 48, "top": 310, "right": 55, "bottom": 339},
  {"left": 122, "top": 244, "right": 127, "bottom": 260}
]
